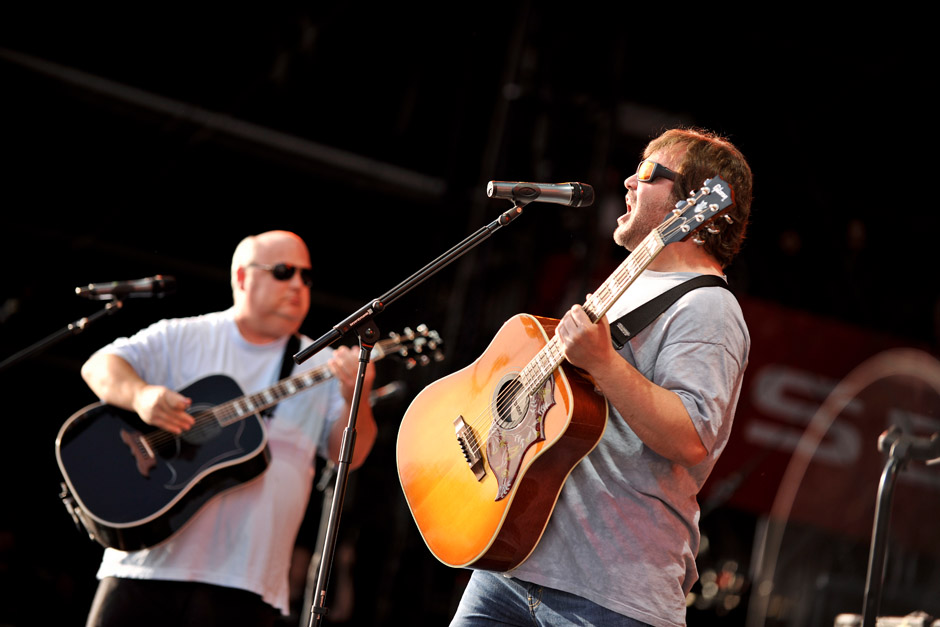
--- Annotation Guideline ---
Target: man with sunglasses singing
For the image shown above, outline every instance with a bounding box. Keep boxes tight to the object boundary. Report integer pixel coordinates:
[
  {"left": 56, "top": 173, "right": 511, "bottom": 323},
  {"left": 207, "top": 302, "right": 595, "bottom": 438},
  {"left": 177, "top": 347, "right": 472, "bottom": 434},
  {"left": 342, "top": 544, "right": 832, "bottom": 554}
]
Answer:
[
  {"left": 81, "top": 230, "right": 377, "bottom": 626},
  {"left": 451, "top": 128, "right": 753, "bottom": 627}
]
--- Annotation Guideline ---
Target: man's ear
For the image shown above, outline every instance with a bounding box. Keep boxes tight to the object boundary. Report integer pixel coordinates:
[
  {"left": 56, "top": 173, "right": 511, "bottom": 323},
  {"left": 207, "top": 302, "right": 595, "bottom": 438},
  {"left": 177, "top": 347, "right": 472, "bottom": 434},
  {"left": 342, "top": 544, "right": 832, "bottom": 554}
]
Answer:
[{"left": 235, "top": 266, "right": 247, "bottom": 290}]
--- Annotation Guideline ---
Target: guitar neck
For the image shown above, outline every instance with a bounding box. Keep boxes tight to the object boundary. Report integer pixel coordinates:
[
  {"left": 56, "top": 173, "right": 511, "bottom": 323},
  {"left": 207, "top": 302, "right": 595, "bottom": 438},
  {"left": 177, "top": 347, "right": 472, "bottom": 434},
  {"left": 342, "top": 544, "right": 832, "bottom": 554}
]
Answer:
[
  {"left": 516, "top": 175, "right": 734, "bottom": 394},
  {"left": 205, "top": 333, "right": 430, "bottom": 427},
  {"left": 520, "top": 229, "right": 665, "bottom": 389},
  {"left": 583, "top": 231, "right": 665, "bottom": 323},
  {"left": 213, "top": 364, "right": 335, "bottom": 427}
]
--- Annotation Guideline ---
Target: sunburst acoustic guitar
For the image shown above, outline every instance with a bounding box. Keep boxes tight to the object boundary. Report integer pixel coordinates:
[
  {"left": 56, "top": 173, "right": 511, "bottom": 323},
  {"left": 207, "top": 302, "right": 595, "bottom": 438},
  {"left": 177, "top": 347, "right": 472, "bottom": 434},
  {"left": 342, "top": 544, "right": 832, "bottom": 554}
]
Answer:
[{"left": 396, "top": 177, "right": 735, "bottom": 571}]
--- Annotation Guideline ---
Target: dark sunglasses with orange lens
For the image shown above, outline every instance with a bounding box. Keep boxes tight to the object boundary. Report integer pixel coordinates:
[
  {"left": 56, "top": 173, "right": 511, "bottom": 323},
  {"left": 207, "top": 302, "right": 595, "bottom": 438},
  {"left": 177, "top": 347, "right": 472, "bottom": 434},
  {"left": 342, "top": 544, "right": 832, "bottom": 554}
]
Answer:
[
  {"left": 248, "top": 263, "right": 314, "bottom": 286},
  {"left": 636, "top": 159, "right": 677, "bottom": 183}
]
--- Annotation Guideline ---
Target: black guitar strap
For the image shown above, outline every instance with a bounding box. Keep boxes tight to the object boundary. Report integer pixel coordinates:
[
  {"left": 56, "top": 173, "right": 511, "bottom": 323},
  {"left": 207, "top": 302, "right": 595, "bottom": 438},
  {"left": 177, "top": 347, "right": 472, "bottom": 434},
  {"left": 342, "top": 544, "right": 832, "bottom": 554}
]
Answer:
[
  {"left": 610, "top": 275, "right": 731, "bottom": 350},
  {"left": 261, "top": 333, "right": 301, "bottom": 419}
]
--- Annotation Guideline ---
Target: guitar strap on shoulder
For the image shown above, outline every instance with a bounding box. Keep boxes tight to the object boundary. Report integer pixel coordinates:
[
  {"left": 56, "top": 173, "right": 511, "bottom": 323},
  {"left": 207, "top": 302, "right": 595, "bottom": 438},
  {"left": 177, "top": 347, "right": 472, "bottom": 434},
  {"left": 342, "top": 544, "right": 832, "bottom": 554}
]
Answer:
[
  {"left": 261, "top": 333, "right": 301, "bottom": 419},
  {"left": 279, "top": 334, "right": 301, "bottom": 380},
  {"left": 609, "top": 275, "right": 731, "bottom": 350}
]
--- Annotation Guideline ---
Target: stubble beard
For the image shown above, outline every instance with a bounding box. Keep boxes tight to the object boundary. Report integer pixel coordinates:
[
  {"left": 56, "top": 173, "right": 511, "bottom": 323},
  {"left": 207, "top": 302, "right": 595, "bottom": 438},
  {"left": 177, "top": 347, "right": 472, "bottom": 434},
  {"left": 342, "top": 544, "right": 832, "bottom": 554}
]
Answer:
[{"left": 613, "top": 204, "right": 670, "bottom": 252}]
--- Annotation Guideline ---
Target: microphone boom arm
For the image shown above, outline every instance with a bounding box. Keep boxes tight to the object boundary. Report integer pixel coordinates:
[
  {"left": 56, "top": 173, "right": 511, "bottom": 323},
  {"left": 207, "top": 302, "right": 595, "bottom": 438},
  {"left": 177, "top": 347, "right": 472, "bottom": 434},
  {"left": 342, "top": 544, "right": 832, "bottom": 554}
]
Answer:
[
  {"left": 0, "top": 299, "right": 124, "bottom": 373},
  {"left": 293, "top": 202, "right": 524, "bottom": 364}
]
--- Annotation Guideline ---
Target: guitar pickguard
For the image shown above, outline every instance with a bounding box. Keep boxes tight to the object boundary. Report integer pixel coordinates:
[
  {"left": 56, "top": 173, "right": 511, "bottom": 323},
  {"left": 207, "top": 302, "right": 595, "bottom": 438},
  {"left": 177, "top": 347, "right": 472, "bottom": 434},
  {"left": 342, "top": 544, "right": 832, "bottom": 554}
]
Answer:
[{"left": 486, "top": 374, "right": 556, "bottom": 500}]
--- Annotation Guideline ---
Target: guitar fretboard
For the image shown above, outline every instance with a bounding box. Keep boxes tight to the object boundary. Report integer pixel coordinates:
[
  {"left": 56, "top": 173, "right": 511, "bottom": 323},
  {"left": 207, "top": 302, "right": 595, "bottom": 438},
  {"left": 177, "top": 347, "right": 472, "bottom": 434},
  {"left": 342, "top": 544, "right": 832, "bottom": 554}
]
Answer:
[
  {"left": 517, "top": 228, "right": 666, "bottom": 396},
  {"left": 188, "top": 331, "right": 435, "bottom": 428},
  {"left": 512, "top": 176, "right": 732, "bottom": 399},
  {"left": 212, "top": 365, "right": 335, "bottom": 427}
]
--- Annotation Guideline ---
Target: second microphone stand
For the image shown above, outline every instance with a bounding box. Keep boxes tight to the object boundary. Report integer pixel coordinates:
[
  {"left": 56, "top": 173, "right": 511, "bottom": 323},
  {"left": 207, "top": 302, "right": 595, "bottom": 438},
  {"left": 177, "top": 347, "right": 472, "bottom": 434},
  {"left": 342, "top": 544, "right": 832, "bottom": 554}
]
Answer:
[{"left": 0, "top": 299, "right": 124, "bottom": 374}]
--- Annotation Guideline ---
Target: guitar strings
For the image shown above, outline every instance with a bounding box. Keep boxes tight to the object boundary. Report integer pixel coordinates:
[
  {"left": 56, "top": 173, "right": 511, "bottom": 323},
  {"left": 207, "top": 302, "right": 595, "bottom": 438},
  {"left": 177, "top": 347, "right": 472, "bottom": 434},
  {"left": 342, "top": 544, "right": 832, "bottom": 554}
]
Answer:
[
  {"left": 448, "top": 189, "right": 722, "bottom": 463},
  {"left": 458, "top": 201, "right": 708, "bottom": 462},
  {"left": 135, "top": 335, "right": 413, "bottom": 452},
  {"left": 121, "top": 334, "right": 426, "bottom": 471},
  {"left": 139, "top": 364, "right": 335, "bottom": 450},
  {"left": 456, "top": 211, "right": 691, "bottom": 460},
  {"left": 137, "top": 336, "right": 414, "bottom": 453}
]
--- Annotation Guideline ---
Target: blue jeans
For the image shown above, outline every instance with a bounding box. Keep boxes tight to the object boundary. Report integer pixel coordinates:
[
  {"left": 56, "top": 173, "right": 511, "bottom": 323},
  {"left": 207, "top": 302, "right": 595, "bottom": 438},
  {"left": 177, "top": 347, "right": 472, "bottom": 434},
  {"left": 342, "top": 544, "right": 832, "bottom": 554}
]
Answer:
[{"left": 450, "top": 570, "right": 652, "bottom": 626}]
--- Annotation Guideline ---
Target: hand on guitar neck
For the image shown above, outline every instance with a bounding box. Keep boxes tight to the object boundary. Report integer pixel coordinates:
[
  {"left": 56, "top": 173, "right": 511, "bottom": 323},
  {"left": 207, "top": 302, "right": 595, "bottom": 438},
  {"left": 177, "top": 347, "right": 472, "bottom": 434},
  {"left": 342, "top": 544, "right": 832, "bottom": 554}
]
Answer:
[{"left": 555, "top": 299, "right": 707, "bottom": 467}]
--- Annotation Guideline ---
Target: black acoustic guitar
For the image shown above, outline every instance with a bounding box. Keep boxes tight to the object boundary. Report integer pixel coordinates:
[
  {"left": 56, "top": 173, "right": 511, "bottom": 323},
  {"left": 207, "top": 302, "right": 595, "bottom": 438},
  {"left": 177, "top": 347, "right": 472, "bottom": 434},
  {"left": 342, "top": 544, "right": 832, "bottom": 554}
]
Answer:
[{"left": 57, "top": 326, "right": 441, "bottom": 551}]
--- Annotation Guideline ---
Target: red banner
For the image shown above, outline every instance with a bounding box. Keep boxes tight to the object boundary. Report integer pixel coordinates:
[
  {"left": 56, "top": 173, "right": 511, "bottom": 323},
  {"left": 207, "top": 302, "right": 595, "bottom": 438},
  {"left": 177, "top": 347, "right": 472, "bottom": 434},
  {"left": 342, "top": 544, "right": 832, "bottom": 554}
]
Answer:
[{"left": 703, "top": 297, "right": 940, "bottom": 554}]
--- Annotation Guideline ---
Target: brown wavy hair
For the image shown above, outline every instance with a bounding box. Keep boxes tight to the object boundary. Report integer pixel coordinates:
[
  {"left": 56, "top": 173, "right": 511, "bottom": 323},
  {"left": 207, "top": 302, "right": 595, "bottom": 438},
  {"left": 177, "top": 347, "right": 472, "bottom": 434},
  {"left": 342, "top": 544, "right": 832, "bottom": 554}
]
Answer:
[{"left": 644, "top": 128, "right": 753, "bottom": 268}]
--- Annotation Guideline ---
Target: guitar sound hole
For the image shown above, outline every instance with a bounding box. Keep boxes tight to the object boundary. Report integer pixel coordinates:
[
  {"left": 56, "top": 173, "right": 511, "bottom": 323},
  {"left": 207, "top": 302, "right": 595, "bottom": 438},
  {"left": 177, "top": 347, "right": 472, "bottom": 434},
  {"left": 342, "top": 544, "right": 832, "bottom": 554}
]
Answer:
[
  {"left": 180, "top": 406, "right": 221, "bottom": 445},
  {"left": 494, "top": 377, "right": 527, "bottom": 430}
]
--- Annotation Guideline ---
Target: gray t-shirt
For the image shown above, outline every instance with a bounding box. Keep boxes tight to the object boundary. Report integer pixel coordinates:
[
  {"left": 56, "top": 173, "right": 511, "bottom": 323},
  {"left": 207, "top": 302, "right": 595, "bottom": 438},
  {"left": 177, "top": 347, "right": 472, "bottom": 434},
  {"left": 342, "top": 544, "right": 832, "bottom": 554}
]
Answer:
[{"left": 506, "top": 270, "right": 750, "bottom": 627}]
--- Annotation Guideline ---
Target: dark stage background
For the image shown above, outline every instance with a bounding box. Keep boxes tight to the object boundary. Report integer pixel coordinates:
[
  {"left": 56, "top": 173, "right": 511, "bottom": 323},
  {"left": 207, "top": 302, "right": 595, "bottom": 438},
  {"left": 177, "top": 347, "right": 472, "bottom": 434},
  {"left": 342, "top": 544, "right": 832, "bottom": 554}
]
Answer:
[{"left": 1, "top": 6, "right": 937, "bottom": 627}]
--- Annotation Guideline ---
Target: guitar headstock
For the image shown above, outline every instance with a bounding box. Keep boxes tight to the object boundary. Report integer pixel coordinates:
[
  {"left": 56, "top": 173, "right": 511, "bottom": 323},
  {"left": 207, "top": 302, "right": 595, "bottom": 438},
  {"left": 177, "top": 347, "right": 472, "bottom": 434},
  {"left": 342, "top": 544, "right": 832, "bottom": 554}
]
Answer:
[
  {"left": 657, "top": 175, "right": 735, "bottom": 246},
  {"left": 374, "top": 324, "right": 445, "bottom": 368}
]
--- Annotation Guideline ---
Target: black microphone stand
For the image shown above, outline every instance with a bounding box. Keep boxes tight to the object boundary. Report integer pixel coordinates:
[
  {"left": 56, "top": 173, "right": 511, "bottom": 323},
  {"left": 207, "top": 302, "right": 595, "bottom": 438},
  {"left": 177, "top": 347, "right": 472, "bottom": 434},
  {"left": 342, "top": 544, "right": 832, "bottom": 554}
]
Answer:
[
  {"left": 0, "top": 299, "right": 124, "bottom": 373},
  {"left": 296, "top": 201, "right": 528, "bottom": 627},
  {"left": 861, "top": 426, "right": 940, "bottom": 627}
]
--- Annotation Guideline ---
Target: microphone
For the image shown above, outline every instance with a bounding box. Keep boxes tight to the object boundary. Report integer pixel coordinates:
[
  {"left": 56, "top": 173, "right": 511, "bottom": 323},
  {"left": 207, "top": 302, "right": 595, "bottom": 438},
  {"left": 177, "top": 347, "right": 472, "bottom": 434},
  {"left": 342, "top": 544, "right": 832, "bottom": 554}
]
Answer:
[
  {"left": 76, "top": 275, "right": 177, "bottom": 300},
  {"left": 487, "top": 181, "right": 595, "bottom": 207}
]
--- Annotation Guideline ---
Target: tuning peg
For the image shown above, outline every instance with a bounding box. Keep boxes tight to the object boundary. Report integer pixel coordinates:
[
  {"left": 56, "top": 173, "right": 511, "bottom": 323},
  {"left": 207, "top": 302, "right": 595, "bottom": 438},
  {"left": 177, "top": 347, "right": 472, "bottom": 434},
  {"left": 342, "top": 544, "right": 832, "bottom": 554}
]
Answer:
[
  {"left": 723, "top": 215, "right": 734, "bottom": 224},
  {"left": 692, "top": 236, "right": 705, "bottom": 246},
  {"left": 423, "top": 329, "right": 442, "bottom": 349},
  {"left": 706, "top": 225, "right": 721, "bottom": 234}
]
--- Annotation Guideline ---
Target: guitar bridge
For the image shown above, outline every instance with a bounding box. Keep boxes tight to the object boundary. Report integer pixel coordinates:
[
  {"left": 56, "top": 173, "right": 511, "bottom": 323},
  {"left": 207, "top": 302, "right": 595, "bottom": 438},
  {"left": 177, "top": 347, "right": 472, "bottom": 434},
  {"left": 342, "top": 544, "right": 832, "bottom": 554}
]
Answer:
[
  {"left": 454, "top": 416, "right": 486, "bottom": 481},
  {"left": 120, "top": 428, "right": 157, "bottom": 477}
]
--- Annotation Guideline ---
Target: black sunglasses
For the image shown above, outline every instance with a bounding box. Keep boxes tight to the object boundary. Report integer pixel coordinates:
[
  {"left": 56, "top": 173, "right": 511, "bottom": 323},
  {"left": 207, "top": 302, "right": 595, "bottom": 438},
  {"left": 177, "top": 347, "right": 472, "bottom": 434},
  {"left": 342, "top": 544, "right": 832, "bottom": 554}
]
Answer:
[
  {"left": 248, "top": 263, "right": 314, "bottom": 286},
  {"left": 636, "top": 159, "right": 677, "bottom": 183}
]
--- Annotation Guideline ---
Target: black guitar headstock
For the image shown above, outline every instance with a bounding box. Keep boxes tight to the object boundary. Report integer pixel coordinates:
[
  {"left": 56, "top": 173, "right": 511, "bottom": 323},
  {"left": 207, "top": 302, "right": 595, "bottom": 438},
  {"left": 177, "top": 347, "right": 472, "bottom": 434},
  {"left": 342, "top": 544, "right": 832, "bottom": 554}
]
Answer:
[{"left": 377, "top": 324, "right": 444, "bottom": 368}]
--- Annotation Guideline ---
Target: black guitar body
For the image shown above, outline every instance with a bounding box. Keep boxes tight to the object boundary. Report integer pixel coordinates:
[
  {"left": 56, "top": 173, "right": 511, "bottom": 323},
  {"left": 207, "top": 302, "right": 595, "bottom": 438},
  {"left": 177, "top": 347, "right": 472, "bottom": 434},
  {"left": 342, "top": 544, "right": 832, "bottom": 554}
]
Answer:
[{"left": 56, "top": 375, "right": 269, "bottom": 551}]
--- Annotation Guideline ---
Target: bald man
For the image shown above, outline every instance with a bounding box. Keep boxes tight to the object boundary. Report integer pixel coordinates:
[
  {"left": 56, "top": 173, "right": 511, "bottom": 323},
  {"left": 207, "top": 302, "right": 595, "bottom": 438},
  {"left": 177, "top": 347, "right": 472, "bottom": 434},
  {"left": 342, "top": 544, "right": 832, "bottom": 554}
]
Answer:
[{"left": 82, "top": 230, "right": 376, "bottom": 626}]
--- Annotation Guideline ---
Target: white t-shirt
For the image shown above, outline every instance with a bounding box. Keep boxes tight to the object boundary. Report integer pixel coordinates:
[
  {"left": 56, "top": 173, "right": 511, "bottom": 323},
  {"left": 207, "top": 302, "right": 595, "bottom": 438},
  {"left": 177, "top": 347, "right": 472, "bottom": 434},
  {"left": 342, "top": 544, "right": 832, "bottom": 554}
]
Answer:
[{"left": 93, "top": 308, "right": 345, "bottom": 615}]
